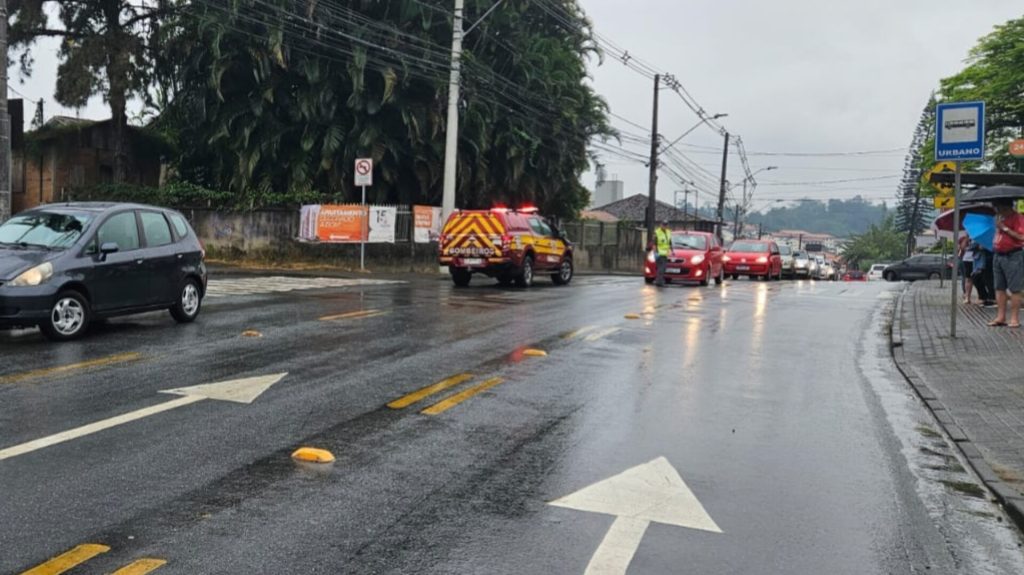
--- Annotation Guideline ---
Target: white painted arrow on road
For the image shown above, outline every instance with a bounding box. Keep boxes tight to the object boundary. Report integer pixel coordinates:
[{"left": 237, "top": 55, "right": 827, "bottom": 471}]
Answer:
[
  {"left": 0, "top": 373, "right": 287, "bottom": 461},
  {"left": 549, "top": 456, "right": 722, "bottom": 574}
]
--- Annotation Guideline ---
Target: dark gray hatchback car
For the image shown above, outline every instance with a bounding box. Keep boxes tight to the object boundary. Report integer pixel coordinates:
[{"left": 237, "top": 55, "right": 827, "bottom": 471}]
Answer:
[{"left": 0, "top": 202, "right": 207, "bottom": 340}]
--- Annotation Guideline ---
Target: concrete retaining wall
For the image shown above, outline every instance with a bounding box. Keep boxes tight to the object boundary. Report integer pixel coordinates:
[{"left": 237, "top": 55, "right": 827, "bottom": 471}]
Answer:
[{"left": 182, "top": 209, "right": 645, "bottom": 274}]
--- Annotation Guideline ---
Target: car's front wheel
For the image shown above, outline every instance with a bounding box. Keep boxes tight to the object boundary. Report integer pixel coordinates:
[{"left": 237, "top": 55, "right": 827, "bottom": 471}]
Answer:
[
  {"left": 170, "top": 277, "right": 203, "bottom": 323},
  {"left": 884, "top": 271, "right": 897, "bottom": 282},
  {"left": 40, "top": 290, "right": 91, "bottom": 341}
]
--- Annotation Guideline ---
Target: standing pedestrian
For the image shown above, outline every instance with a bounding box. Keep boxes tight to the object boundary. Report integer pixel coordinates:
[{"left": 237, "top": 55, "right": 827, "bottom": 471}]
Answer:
[
  {"left": 972, "top": 241, "right": 996, "bottom": 307},
  {"left": 653, "top": 220, "right": 672, "bottom": 287},
  {"left": 961, "top": 235, "right": 975, "bottom": 304},
  {"left": 989, "top": 199, "right": 1024, "bottom": 327}
]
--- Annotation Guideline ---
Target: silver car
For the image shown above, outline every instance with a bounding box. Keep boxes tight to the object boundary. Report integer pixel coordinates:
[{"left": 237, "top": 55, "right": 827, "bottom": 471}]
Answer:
[
  {"left": 778, "top": 245, "right": 795, "bottom": 278},
  {"left": 792, "top": 250, "right": 813, "bottom": 278}
]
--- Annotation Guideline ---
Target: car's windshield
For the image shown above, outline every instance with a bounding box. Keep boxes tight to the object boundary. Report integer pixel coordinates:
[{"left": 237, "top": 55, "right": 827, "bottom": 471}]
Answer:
[
  {"left": 871, "top": 264, "right": 886, "bottom": 271},
  {"left": 0, "top": 211, "right": 93, "bottom": 249},
  {"left": 778, "top": 245, "right": 792, "bottom": 255},
  {"left": 730, "top": 241, "right": 768, "bottom": 253},
  {"left": 671, "top": 234, "right": 706, "bottom": 250},
  {"left": 793, "top": 251, "right": 806, "bottom": 259}
]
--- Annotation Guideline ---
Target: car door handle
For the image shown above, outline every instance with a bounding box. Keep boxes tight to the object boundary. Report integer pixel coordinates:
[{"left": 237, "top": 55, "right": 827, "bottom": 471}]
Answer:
[
  {"left": 177, "top": 254, "right": 184, "bottom": 259},
  {"left": 136, "top": 259, "right": 145, "bottom": 265}
]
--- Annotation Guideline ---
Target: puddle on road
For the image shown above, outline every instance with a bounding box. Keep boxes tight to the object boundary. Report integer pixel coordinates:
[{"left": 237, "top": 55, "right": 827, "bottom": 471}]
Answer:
[{"left": 858, "top": 302, "right": 1024, "bottom": 572}]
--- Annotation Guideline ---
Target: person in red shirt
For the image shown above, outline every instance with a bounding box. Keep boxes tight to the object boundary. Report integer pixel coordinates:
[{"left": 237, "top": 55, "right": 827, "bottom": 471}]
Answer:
[{"left": 989, "top": 200, "right": 1024, "bottom": 327}]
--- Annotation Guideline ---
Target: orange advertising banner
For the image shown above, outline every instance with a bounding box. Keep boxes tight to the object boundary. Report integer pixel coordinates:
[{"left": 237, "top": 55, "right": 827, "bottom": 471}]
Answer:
[{"left": 316, "top": 205, "right": 367, "bottom": 242}]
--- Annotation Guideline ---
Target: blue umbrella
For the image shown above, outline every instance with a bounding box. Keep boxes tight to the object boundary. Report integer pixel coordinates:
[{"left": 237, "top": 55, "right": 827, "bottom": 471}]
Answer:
[{"left": 963, "top": 213, "right": 995, "bottom": 251}]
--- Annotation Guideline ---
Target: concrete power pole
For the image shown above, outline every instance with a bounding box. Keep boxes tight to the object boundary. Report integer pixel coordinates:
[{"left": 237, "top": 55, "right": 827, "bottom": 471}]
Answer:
[
  {"left": 440, "top": 0, "right": 465, "bottom": 225},
  {"left": 715, "top": 132, "right": 730, "bottom": 241},
  {"left": 0, "top": 0, "right": 10, "bottom": 222},
  {"left": 645, "top": 74, "right": 660, "bottom": 235}
]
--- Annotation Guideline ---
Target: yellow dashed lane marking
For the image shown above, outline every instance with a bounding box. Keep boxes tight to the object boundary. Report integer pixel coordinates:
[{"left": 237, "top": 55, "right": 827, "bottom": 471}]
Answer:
[
  {"left": 112, "top": 559, "right": 168, "bottom": 575},
  {"left": 0, "top": 353, "right": 143, "bottom": 385},
  {"left": 388, "top": 374, "right": 474, "bottom": 410},
  {"left": 20, "top": 543, "right": 110, "bottom": 575},
  {"left": 422, "top": 377, "right": 505, "bottom": 416},
  {"left": 319, "top": 309, "right": 388, "bottom": 322}
]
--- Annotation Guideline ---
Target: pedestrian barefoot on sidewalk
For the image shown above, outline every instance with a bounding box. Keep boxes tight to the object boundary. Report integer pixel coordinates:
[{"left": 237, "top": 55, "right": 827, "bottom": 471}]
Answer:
[{"left": 989, "top": 200, "right": 1024, "bottom": 328}]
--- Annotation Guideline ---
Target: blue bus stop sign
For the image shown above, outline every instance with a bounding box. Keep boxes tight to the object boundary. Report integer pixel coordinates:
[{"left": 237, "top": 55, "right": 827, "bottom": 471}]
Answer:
[{"left": 935, "top": 101, "right": 985, "bottom": 162}]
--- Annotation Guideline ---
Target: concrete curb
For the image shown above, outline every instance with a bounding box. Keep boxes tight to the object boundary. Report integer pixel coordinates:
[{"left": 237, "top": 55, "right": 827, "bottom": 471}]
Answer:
[{"left": 890, "top": 285, "right": 1024, "bottom": 531}]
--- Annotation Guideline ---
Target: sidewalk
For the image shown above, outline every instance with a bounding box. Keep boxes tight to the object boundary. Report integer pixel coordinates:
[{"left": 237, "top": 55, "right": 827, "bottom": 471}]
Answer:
[{"left": 893, "top": 280, "right": 1024, "bottom": 527}]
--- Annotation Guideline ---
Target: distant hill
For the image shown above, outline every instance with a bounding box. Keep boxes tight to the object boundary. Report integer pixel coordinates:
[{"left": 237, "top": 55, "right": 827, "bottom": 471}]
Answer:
[{"left": 742, "top": 197, "right": 889, "bottom": 238}]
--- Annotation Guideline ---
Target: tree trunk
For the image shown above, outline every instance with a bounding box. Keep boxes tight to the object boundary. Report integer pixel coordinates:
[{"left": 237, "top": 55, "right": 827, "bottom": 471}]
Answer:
[{"left": 110, "top": 93, "right": 128, "bottom": 183}]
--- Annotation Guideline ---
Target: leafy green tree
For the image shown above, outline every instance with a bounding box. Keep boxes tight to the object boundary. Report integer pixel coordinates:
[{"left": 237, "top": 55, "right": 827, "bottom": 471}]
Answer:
[
  {"left": 939, "top": 15, "right": 1024, "bottom": 171},
  {"left": 8, "top": 1, "right": 181, "bottom": 182},
  {"left": 896, "top": 97, "right": 936, "bottom": 255},
  {"left": 841, "top": 215, "right": 906, "bottom": 269},
  {"left": 168, "top": 0, "right": 611, "bottom": 216}
]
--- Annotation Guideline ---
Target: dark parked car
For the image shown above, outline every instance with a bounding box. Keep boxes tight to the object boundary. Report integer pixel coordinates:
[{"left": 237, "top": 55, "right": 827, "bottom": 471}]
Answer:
[
  {"left": 0, "top": 203, "right": 207, "bottom": 340},
  {"left": 883, "top": 255, "right": 952, "bottom": 282}
]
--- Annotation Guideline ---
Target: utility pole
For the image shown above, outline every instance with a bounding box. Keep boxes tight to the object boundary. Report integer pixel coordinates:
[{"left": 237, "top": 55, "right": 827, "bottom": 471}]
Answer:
[
  {"left": 440, "top": 0, "right": 465, "bottom": 225},
  {"left": 0, "top": 0, "right": 10, "bottom": 222},
  {"left": 758, "top": 222, "right": 763, "bottom": 239},
  {"left": 645, "top": 74, "right": 660, "bottom": 235},
  {"left": 715, "top": 132, "right": 730, "bottom": 240}
]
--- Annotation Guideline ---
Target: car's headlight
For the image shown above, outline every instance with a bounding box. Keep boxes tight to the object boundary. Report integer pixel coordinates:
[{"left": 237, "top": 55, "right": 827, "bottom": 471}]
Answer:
[
  {"left": 691, "top": 254, "right": 705, "bottom": 265},
  {"left": 9, "top": 262, "right": 54, "bottom": 287},
  {"left": 647, "top": 251, "right": 656, "bottom": 263},
  {"left": 722, "top": 255, "right": 731, "bottom": 262},
  {"left": 756, "top": 256, "right": 768, "bottom": 263}
]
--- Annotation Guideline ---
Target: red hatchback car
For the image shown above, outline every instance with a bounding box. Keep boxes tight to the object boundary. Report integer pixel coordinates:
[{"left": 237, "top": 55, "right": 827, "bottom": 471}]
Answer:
[
  {"left": 644, "top": 231, "right": 725, "bottom": 286},
  {"left": 724, "top": 240, "right": 784, "bottom": 281}
]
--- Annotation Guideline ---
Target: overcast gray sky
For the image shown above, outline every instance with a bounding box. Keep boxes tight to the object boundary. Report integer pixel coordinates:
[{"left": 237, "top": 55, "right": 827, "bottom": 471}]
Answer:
[
  {"left": 578, "top": 0, "right": 1023, "bottom": 211},
  {"left": 9, "top": 1, "right": 1023, "bottom": 210}
]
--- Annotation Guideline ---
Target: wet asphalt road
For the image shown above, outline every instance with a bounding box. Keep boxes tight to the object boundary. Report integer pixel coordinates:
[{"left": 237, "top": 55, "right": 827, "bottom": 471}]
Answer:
[{"left": 1, "top": 274, "right": 1023, "bottom": 574}]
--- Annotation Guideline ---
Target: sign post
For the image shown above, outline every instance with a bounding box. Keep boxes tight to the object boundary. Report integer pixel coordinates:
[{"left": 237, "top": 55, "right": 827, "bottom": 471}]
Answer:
[
  {"left": 935, "top": 101, "right": 985, "bottom": 338},
  {"left": 355, "top": 158, "right": 374, "bottom": 270}
]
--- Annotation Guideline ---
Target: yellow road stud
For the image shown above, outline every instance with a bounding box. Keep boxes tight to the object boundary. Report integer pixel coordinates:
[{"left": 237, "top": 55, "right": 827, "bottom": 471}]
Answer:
[
  {"left": 291, "top": 447, "right": 335, "bottom": 463},
  {"left": 523, "top": 349, "right": 548, "bottom": 357},
  {"left": 241, "top": 330, "right": 263, "bottom": 338},
  {"left": 624, "top": 313, "right": 641, "bottom": 320}
]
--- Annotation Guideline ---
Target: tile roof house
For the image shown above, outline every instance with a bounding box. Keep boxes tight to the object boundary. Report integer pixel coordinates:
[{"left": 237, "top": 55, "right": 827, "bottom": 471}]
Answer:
[{"left": 592, "top": 194, "right": 717, "bottom": 232}]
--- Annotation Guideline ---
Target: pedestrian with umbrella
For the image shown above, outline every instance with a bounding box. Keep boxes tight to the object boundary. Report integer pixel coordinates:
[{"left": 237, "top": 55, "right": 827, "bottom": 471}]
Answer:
[
  {"left": 989, "top": 199, "right": 1024, "bottom": 328},
  {"left": 962, "top": 213, "right": 997, "bottom": 306}
]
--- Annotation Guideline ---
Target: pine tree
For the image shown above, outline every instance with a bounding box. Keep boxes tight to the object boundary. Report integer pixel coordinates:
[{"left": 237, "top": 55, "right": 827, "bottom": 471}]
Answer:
[{"left": 895, "top": 97, "right": 936, "bottom": 255}]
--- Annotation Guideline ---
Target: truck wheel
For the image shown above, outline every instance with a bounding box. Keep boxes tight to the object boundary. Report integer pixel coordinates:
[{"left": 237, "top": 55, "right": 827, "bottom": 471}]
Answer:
[
  {"left": 451, "top": 268, "right": 472, "bottom": 287},
  {"left": 552, "top": 258, "right": 574, "bottom": 285},
  {"left": 515, "top": 255, "right": 535, "bottom": 288}
]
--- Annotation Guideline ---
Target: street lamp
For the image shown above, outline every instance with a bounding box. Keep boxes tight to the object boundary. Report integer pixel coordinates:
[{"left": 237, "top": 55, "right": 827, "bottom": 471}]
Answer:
[
  {"left": 661, "top": 114, "right": 728, "bottom": 156},
  {"left": 735, "top": 166, "right": 778, "bottom": 237}
]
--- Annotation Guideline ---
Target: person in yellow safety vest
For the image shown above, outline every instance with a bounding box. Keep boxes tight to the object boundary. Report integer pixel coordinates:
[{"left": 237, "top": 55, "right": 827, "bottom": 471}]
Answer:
[{"left": 654, "top": 220, "right": 672, "bottom": 287}]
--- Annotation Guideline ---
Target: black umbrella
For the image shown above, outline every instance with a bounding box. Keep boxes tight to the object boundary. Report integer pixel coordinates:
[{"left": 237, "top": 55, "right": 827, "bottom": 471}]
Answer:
[{"left": 962, "top": 185, "right": 1024, "bottom": 203}]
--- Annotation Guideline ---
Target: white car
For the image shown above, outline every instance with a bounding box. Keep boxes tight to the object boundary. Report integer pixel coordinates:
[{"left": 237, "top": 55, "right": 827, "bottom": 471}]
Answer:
[{"left": 867, "top": 263, "right": 887, "bottom": 281}]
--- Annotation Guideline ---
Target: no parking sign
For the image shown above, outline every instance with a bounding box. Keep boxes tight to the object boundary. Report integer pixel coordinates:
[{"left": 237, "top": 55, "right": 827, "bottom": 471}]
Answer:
[{"left": 355, "top": 158, "right": 373, "bottom": 187}]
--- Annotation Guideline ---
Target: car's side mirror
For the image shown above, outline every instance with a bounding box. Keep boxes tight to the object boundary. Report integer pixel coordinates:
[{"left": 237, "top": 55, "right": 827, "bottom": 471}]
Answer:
[{"left": 98, "top": 242, "right": 119, "bottom": 261}]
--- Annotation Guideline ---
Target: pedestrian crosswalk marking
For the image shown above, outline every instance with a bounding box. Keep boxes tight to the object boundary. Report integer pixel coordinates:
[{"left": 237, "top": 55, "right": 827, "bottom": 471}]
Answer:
[{"left": 205, "top": 276, "right": 402, "bottom": 298}]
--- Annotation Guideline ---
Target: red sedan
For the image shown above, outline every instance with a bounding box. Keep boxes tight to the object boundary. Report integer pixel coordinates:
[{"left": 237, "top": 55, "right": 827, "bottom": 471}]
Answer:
[
  {"left": 644, "top": 231, "right": 725, "bottom": 286},
  {"left": 724, "top": 240, "right": 784, "bottom": 281},
  {"left": 842, "top": 270, "right": 867, "bottom": 282}
]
